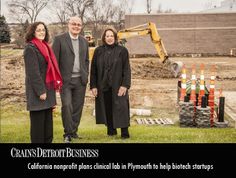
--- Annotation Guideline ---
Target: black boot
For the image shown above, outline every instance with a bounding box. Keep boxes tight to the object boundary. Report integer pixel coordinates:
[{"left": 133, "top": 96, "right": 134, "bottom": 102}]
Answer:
[
  {"left": 121, "top": 127, "right": 130, "bottom": 139},
  {"left": 107, "top": 127, "right": 117, "bottom": 136}
]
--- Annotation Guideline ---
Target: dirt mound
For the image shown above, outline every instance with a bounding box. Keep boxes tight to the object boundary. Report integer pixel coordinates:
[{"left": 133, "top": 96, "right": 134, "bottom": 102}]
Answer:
[
  {"left": 0, "top": 55, "right": 26, "bottom": 103},
  {"left": 131, "top": 59, "right": 174, "bottom": 79},
  {"left": 0, "top": 55, "right": 176, "bottom": 103}
]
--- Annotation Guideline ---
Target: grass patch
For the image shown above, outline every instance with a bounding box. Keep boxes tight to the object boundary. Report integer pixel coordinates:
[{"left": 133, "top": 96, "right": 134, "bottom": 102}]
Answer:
[
  {"left": 0, "top": 49, "right": 23, "bottom": 58},
  {"left": 1, "top": 103, "right": 236, "bottom": 143}
]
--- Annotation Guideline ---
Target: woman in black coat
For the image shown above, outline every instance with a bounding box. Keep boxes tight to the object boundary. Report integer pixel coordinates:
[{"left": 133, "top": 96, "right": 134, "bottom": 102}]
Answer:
[
  {"left": 90, "top": 28, "right": 131, "bottom": 139},
  {"left": 24, "top": 22, "right": 63, "bottom": 143}
]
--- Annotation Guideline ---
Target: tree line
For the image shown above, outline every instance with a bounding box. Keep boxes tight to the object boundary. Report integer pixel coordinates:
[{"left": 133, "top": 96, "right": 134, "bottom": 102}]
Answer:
[
  {"left": 1, "top": 0, "right": 177, "bottom": 46},
  {"left": 1, "top": 0, "right": 135, "bottom": 46}
]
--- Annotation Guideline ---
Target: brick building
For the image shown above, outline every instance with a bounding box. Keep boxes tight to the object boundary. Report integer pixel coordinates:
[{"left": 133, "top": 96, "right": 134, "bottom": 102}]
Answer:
[{"left": 124, "top": 13, "right": 236, "bottom": 56}]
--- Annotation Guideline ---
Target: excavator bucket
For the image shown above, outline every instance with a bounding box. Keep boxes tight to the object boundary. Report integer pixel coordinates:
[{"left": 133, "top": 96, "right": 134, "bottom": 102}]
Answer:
[
  {"left": 170, "top": 61, "right": 183, "bottom": 78},
  {"left": 164, "top": 59, "right": 183, "bottom": 78}
]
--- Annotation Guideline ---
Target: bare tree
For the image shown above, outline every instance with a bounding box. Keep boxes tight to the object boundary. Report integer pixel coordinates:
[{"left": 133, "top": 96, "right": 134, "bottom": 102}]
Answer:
[
  {"left": 156, "top": 3, "right": 175, "bottom": 13},
  {"left": 89, "top": 0, "right": 134, "bottom": 28},
  {"left": 124, "top": 0, "right": 134, "bottom": 14},
  {"left": 48, "top": 0, "right": 69, "bottom": 27},
  {"left": 14, "top": 19, "right": 30, "bottom": 48},
  {"left": 157, "top": 3, "right": 162, "bottom": 13},
  {"left": 114, "top": 0, "right": 134, "bottom": 30},
  {"left": 164, "top": 9, "right": 175, "bottom": 13},
  {"left": 87, "top": 0, "right": 135, "bottom": 40},
  {"left": 64, "top": 0, "right": 94, "bottom": 23},
  {"left": 88, "top": 0, "right": 117, "bottom": 39},
  {"left": 7, "top": 0, "right": 48, "bottom": 23},
  {"left": 147, "top": 0, "right": 152, "bottom": 14}
]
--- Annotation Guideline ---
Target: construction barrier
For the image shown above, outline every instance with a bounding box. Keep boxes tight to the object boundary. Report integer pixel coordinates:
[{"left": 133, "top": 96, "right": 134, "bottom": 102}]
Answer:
[
  {"left": 214, "top": 89, "right": 228, "bottom": 128},
  {"left": 208, "top": 65, "right": 216, "bottom": 126},
  {"left": 190, "top": 64, "right": 197, "bottom": 123},
  {"left": 179, "top": 64, "right": 187, "bottom": 101},
  {"left": 198, "top": 64, "right": 205, "bottom": 106},
  {"left": 177, "top": 63, "right": 225, "bottom": 128}
]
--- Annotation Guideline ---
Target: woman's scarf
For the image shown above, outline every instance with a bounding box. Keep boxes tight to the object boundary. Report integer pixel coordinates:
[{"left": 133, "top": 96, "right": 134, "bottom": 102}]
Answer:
[{"left": 30, "top": 38, "right": 63, "bottom": 92}]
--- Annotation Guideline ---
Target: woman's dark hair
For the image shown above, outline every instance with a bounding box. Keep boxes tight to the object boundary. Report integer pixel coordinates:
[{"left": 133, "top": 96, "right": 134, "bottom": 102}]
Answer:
[
  {"left": 25, "top": 22, "right": 49, "bottom": 43},
  {"left": 101, "top": 27, "right": 118, "bottom": 45}
]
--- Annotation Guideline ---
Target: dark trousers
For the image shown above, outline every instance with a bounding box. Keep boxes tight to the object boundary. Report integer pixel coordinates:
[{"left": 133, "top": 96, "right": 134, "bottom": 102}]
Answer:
[
  {"left": 103, "top": 89, "right": 129, "bottom": 137},
  {"left": 30, "top": 108, "right": 53, "bottom": 143},
  {"left": 60, "top": 77, "right": 86, "bottom": 137}
]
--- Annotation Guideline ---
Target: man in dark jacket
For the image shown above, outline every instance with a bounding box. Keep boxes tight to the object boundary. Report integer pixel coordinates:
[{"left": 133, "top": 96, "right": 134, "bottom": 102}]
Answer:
[{"left": 52, "top": 16, "right": 89, "bottom": 143}]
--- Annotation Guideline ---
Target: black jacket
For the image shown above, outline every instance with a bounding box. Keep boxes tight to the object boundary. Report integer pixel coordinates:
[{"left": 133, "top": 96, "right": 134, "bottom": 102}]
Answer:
[
  {"left": 24, "top": 43, "right": 56, "bottom": 111},
  {"left": 90, "top": 44, "right": 131, "bottom": 128}
]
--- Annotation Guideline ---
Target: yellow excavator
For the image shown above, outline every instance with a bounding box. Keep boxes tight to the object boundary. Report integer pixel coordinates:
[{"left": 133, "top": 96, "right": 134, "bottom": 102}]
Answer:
[{"left": 89, "top": 22, "right": 183, "bottom": 77}]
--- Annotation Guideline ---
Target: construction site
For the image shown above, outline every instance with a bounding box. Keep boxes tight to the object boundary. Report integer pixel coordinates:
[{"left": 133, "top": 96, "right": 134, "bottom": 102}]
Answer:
[
  {"left": 117, "top": 12, "right": 236, "bottom": 128},
  {"left": 1, "top": 11, "right": 236, "bottom": 143}
]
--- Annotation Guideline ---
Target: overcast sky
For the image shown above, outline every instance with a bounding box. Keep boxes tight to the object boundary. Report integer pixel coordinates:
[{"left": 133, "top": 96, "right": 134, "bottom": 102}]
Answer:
[
  {"left": 131, "top": 0, "right": 223, "bottom": 13},
  {"left": 1, "top": 0, "right": 224, "bottom": 22}
]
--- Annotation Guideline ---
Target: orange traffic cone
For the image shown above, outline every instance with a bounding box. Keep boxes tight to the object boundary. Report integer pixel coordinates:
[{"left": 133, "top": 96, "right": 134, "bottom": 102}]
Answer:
[
  {"left": 190, "top": 64, "right": 196, "bottom": 103},
  {"left": 180, "top": 64, "right": 187, "bottom": 101},
  {"left": 198, "top": 64, "right": 205, "bottom": 106},
  {"left": 208, "top": 65, "right": 216, "bottom": 126},
  {"left": 190, "top": 64, "right": 197, "bottom": 122}
]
